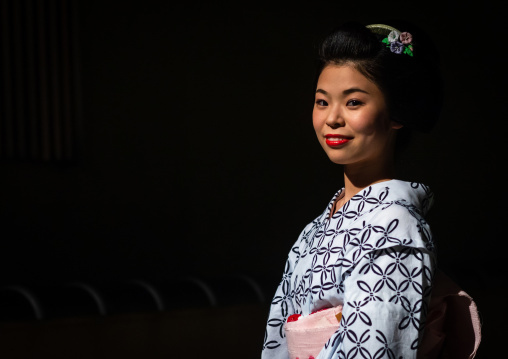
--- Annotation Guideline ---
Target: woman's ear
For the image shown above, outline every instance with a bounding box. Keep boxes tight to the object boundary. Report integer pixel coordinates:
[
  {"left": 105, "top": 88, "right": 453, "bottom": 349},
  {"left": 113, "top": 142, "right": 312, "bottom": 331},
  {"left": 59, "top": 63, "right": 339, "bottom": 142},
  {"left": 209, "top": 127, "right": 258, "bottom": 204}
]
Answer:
[{"left": 391, "top": 121, "right": 404, "bottom": 130}]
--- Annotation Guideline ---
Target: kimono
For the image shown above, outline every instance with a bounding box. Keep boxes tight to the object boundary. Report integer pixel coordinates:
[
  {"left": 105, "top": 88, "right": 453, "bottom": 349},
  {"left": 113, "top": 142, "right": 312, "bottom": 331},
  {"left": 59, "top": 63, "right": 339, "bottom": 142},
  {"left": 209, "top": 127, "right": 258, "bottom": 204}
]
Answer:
[{"left": 262, "top": 180, "right": 436, "bottom": 359}]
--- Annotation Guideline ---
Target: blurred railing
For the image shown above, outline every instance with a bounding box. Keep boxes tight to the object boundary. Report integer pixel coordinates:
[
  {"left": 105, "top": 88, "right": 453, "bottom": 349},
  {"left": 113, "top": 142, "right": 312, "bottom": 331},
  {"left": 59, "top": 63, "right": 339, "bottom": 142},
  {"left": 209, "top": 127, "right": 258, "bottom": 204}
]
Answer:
[{"left": 0, "top": 274, "right": 269, "bottom": 322}]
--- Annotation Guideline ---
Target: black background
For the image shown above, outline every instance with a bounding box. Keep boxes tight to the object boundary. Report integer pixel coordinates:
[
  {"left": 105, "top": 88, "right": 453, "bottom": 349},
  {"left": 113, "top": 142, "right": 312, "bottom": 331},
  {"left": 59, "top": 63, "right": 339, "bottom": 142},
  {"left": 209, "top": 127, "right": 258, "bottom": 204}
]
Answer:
[{"left": 1, "top": 0, "right": 507, "bottom": 357}]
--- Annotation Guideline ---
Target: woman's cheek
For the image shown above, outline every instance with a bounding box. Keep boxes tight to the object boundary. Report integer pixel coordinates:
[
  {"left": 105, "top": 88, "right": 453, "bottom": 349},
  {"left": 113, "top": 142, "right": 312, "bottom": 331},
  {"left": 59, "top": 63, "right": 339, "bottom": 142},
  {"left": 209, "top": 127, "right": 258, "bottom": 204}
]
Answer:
[
  {"left": 312, "top": 110, "right": 323, "bottom": 132},
  {"left": 349, "top": 114, "right": 379, "bottom": 136}
]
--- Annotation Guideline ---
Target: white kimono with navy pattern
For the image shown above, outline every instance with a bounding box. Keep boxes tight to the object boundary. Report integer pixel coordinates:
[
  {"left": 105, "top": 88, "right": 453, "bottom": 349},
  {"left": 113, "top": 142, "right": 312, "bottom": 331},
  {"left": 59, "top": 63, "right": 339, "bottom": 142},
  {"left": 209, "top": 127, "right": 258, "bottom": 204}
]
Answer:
[{"left": 262, "top": 180, "right": 436, "bottom": 359}]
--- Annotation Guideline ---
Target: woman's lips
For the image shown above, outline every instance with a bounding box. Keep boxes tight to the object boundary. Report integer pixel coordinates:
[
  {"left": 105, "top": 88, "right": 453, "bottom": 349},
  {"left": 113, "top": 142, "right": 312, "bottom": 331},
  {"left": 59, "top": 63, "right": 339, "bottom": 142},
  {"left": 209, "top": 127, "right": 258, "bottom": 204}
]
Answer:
[{"left": 325, "top": 134, "right": 352, "bottom": 147}]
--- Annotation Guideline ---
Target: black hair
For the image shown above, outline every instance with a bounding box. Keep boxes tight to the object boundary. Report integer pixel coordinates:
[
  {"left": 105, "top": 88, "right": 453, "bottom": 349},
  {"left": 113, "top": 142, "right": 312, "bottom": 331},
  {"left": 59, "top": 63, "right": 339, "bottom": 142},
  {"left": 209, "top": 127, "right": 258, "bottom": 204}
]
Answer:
[{"left": 314, "top": 20, "right": 444, "bottom": 148}]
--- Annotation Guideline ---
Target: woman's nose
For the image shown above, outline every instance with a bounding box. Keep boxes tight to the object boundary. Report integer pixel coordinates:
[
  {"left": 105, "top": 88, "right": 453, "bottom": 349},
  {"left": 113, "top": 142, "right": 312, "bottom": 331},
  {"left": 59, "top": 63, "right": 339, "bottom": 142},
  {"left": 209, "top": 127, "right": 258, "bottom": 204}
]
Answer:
[{"left": 325, "top": 109, "right": 344, "bottom": 129}]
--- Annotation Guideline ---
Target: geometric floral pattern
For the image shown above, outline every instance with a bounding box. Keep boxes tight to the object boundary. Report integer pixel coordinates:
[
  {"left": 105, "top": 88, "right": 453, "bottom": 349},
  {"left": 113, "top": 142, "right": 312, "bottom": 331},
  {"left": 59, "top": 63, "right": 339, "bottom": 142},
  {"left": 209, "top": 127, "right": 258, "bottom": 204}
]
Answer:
[{"left": 262, "top": 180, "right": 436, "bottom": 359}]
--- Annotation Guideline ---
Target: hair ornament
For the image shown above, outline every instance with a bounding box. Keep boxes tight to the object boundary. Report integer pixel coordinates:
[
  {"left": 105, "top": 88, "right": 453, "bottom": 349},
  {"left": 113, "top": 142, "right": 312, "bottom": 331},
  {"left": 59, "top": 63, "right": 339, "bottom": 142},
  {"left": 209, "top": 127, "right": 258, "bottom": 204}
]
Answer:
[{"left": 366, "top": 24, "right": 414, "bottom": 56}]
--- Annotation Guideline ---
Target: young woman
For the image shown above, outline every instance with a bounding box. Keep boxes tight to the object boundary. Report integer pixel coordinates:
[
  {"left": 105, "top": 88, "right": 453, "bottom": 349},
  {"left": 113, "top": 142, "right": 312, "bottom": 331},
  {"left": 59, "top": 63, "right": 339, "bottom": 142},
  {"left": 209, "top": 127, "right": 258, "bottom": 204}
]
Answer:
[{"left": 261, "top": 21, "right": 474, "bottom": 359}]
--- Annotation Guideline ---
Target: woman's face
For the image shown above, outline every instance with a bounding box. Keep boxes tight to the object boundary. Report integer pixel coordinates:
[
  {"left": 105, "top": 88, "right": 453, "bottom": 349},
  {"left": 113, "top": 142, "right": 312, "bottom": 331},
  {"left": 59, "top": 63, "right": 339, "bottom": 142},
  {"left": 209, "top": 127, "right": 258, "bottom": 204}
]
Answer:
[{"left": 313, "top": 64, "right": 401, "bottom": 167}]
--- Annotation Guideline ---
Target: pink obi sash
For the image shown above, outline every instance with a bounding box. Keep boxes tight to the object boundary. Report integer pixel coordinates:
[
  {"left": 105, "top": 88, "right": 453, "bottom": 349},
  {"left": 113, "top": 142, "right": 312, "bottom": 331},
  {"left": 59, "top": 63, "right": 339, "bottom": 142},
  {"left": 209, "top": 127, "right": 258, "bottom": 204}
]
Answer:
[
  {"left": 418, "top": 269, "right": 482, "bottom": 358},
  {"left": 284, "top": 270, "right": 481, "bottom": 359},
  {"left": 284, "top": 306, "right": 342, "bottom": 359}
]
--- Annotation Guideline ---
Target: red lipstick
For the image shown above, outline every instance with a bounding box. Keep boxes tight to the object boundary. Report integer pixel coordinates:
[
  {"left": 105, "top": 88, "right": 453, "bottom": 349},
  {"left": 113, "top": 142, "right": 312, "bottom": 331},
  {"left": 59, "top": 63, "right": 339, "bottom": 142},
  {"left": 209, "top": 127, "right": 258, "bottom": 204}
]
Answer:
[{"left": 325, "top": 134, "right": 352, "bottom": 147}]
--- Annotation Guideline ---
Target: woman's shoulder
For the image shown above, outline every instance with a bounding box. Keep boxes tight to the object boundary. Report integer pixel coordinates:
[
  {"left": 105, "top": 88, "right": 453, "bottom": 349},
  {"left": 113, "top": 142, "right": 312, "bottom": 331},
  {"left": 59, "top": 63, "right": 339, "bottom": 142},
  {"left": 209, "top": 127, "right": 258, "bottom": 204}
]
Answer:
[
  {"left": 347, "top": 180, "right": 435, "bottom": 251},
  {"left": 359, "top": 179, "right": 434, "bottom": 217},
  {"left": 357, "top": 199, "right": 435, "bottom": 253}
]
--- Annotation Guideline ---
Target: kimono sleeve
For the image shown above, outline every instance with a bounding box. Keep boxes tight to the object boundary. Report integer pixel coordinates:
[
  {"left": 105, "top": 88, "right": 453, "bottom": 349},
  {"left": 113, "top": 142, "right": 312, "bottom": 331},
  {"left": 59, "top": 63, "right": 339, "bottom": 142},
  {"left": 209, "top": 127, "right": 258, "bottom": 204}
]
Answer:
[
  {"left": 261, "top": 237, "right": 304, "bottom": 359},
  {"left": 317, "top": 244, "right": 435, "bottom": 359}
]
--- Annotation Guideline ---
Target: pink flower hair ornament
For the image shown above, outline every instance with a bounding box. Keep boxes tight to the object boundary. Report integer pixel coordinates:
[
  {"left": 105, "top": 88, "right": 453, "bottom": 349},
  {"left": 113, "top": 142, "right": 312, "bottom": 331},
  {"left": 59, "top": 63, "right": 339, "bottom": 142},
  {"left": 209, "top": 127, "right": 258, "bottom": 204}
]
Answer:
[{"left": 366, "top": 24, "right": 414, "bottom": 57}]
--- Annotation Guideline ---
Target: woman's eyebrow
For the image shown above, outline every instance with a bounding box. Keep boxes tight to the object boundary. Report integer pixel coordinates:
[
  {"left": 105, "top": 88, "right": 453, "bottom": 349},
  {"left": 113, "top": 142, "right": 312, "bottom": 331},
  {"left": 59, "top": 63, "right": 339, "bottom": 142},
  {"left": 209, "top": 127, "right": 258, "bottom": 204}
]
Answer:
[
  {"left": 315, "top": 89, "right": 328, "bottom": 95},
  {"left": 343, "top": 87, "right": 369, "bottom": 95},
  {"left": 315, "top": 88, "right": 370, "bottom": 96}
]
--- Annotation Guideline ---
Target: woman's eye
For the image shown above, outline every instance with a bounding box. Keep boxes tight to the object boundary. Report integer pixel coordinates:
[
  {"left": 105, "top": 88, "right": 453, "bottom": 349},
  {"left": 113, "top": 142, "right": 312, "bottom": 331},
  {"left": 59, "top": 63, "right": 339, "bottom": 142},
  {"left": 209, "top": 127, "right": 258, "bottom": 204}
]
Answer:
[
  {"left": 316, "top": 99, "right": 328, "bottom": 106},
  {"left": 346, "top": 99, "right": 362, "bottom": 107}
]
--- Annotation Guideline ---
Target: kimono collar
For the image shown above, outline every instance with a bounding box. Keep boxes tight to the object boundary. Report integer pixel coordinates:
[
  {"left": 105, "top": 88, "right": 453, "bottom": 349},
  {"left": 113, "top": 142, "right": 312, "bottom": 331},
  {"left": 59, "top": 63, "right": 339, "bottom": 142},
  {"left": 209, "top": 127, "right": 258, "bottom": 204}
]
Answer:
[{"left": 321, "top": 179, "right": 434, "bottom": 224}]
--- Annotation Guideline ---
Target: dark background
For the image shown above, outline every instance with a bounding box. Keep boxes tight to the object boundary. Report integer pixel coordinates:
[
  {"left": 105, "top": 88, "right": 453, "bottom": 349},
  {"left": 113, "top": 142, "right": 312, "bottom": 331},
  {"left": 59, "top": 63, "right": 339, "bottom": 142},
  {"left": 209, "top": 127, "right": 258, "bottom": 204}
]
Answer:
[{"left": 0, "top": 0, "right": 506, "bottom": 357}]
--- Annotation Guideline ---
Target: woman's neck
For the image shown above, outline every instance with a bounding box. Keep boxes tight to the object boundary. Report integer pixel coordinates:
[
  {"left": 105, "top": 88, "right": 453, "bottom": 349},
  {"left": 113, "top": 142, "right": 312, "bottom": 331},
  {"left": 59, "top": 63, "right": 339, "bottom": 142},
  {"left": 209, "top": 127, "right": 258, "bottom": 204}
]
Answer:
[
  {"left": 342, "top": 159, "right": 396, "bottom": 204},
  {"left": 329, "top": 161, "right": 395, "bottom": 218}
]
